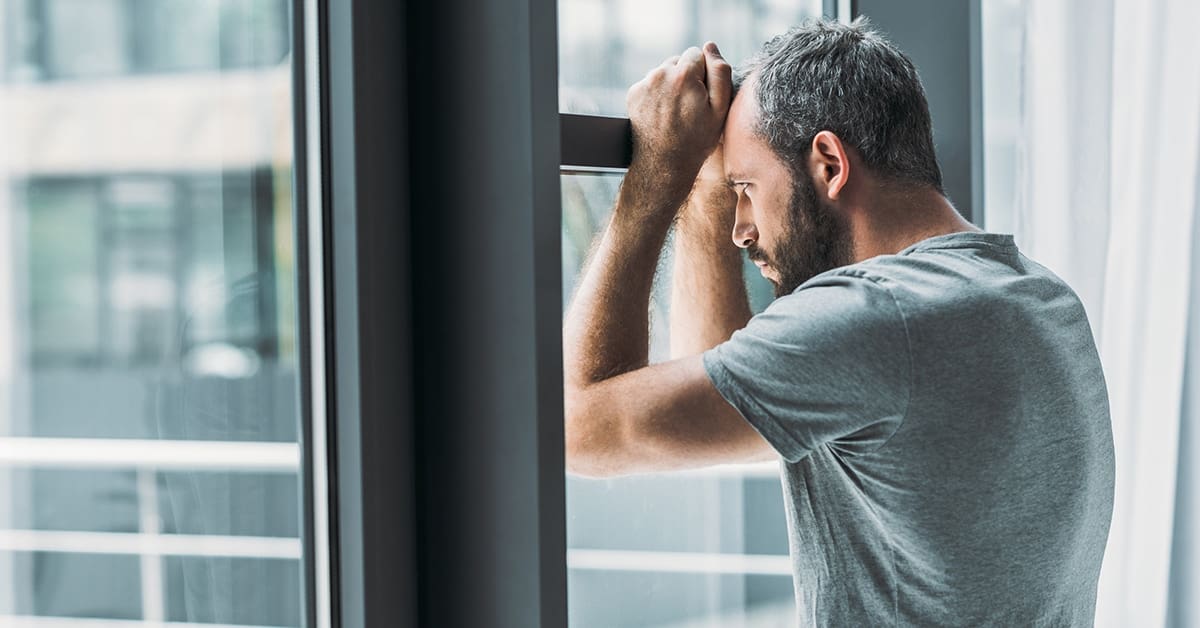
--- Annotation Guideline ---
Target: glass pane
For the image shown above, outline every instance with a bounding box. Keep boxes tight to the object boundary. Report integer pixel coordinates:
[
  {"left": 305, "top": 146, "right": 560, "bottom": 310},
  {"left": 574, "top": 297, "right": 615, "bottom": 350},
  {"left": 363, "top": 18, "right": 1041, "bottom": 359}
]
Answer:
[
  {"left": 0, "top": 1, "right": 306, "bottom": 626},
  {"left": 981, "top": 0, "right": 1023, "bottom": 234},
  {"left": 42, "top": 0, "right": 132, "bottom": 79},
  {"left": 559, "top": 0, "right": 825, "bottom": 116}
]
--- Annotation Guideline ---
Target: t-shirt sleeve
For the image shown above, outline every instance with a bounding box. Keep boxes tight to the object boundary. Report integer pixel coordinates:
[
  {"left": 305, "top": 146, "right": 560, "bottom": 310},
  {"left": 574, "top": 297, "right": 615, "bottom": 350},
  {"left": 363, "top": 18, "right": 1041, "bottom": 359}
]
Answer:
[{"left": 702, "top": 271, "right": 912, "bottom": 462}]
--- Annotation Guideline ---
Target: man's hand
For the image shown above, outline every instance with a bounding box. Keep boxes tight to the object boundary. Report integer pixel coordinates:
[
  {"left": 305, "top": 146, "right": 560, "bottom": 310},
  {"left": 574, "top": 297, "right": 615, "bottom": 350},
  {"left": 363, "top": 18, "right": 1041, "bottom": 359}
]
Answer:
[{"left": 624, "top": 42, "right": 733, "bottom": 211}]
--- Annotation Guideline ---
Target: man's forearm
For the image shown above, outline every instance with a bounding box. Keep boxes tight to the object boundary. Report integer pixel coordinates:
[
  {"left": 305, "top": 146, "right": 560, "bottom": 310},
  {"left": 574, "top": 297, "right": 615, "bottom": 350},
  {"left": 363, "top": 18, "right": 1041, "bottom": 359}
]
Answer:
[
  {"left": 563, "top": 168, "right": 685, "bottom": 391},
  {"left": 562, "top": 41, "right": 735, "bottom": 473},
  {"left": 669, "top": 183, "right": 751, "bottom": 358}
]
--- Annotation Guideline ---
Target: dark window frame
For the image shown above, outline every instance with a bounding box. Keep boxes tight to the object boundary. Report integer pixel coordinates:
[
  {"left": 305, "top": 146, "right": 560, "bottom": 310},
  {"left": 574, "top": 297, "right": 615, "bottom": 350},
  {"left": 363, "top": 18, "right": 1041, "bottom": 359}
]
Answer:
[{"left": 305, "top": 0, "right": 563, "bottom": 626}]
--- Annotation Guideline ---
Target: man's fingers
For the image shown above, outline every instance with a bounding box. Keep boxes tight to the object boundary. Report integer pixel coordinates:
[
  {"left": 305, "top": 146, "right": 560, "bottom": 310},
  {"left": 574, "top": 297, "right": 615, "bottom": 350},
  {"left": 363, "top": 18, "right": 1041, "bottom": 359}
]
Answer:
[
  {"left": 627, "top": 44, "right": 729, "bottom": 179},
  {"left": 677, "top": 46, "right": 705, "bottom": 81},
  {"left": 704, "top": 41, "right": 732, "bottom": 112}
]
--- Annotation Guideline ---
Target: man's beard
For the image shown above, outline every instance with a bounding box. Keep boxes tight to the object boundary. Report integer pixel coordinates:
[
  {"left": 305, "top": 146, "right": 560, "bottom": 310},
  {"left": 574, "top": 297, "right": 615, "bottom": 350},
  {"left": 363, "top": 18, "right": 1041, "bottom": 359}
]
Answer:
[{"left": 748, "top": 174, "right": 853, "bottom": 298}]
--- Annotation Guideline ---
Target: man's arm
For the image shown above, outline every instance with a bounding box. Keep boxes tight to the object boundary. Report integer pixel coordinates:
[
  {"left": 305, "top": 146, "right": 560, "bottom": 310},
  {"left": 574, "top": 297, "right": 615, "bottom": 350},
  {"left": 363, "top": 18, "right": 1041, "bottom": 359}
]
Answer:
[
  {"left": 670, "top": 147, "right": 752, "bottom": 358},
  {"left": 563, "top": 43, "right": 774, "bottom": 478}
]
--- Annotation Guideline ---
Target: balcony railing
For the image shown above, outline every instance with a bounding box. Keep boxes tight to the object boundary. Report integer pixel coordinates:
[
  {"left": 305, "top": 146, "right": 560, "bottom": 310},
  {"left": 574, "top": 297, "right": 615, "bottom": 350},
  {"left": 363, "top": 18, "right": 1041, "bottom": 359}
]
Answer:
[{"left": 0, "top": 436, "right": 788, "bottom": 626}]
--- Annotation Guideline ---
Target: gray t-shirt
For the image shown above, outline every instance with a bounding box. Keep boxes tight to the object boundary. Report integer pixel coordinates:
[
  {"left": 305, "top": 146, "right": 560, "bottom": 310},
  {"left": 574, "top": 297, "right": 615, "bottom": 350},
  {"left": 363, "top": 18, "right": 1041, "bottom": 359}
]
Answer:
[{"left": 703, "top": 231, "right": 1115, "bottom": 627}]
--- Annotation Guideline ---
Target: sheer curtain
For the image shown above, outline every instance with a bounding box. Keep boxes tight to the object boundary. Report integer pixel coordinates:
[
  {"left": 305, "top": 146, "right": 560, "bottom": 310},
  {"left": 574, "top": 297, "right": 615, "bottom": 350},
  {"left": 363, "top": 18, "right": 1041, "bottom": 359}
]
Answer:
[{"left": 985, "top": 0, "right": 1200, "bottom": 625}]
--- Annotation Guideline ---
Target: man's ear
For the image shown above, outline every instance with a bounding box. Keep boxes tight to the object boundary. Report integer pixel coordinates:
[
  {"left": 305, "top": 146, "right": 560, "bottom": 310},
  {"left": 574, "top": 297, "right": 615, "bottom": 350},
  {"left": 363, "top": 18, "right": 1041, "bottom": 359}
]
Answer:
[{"left": 809, "top": 130, "right": 850, "bottom": 201}]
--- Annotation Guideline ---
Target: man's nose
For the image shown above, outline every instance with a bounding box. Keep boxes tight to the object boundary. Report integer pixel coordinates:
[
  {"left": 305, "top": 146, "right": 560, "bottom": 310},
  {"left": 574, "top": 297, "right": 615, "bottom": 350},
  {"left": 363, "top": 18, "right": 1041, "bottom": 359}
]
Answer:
[
  {"left": 731, "top": 196, "right": 757, "bottom": 248},
  {"left": 732, "top": 222, "right": 757, "bottom": 248}
]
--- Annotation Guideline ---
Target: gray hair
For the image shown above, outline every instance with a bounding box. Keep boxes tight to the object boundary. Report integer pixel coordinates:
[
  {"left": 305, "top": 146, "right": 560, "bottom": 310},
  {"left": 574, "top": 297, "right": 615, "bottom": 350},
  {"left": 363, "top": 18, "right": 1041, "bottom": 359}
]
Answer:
[{"left": 732, "top": 17, "right": 944, "bottom": 192}]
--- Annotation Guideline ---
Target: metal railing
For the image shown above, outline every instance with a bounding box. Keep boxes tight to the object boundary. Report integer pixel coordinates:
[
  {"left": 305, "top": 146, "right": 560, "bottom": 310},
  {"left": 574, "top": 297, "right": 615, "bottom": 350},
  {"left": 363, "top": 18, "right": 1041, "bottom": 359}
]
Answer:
[
  {"left": 0, "top": 437, "right": 302, "bottom": 625},
  {"left": 0, "top": 436, "right": 789, "bottom": 626}
]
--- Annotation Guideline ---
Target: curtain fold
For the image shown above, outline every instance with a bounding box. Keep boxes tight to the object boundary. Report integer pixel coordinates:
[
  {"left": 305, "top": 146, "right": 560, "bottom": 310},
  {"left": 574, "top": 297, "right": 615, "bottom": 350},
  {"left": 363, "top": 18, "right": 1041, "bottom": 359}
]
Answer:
[
  {"left": 1171, "top": 187, "right": 1200, "bottom": 626},
  {"left": 1006, "top": 0, "right": 1200, "bottom": 625}
]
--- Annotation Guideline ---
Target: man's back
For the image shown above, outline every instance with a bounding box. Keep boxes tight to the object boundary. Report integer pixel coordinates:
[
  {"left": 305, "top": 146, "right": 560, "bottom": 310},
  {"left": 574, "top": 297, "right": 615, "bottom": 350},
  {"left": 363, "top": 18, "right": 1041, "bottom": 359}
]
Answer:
[{"left": 703, "top": 231, "right": 1116, "bottom": 626}]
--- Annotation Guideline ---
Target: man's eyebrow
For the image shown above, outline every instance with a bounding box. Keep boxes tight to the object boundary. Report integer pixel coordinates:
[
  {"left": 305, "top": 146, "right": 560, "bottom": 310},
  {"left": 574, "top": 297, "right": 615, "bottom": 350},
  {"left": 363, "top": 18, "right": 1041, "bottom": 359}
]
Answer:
[{"left": 726, "top": 172, "right": 750, "bottom": 185}]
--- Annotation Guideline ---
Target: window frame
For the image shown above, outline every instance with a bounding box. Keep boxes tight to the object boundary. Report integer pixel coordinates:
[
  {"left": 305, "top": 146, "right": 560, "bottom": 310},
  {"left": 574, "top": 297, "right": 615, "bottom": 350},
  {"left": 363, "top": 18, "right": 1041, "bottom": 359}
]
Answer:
[{"left": 309, "top": 0, "right": 564, "bottom": 626}]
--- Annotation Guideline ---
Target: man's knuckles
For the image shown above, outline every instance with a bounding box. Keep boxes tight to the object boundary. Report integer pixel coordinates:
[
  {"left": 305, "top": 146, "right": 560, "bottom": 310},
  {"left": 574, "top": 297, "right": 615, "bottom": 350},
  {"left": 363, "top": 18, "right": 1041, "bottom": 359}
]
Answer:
[
  {"left": 625, "top": 46, "right": 731, "bottom": 155},
  {"left": 637, "top": 67, "right": 665, "bottom": 87},
  {"left": 678, "top": 46, "right": 703, "bottom": 67},
  {"left": 709, "top": 59, "right": 732, "bottom": 80}
]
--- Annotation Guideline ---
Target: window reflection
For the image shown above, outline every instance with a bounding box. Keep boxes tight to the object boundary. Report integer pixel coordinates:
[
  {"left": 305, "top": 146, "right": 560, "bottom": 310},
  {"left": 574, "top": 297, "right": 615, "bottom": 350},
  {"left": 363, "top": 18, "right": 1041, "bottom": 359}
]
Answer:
[{"left": 0, "top": 1, "right": 304, "bottom": 625}]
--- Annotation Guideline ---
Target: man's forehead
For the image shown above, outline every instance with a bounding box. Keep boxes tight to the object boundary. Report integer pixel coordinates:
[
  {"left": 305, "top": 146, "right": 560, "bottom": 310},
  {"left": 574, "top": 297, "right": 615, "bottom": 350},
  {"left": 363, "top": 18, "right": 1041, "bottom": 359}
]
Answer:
[
  {"left": 726, "top": 79, "right": 758, "bottom": 133},
  {"left": 723, "top": 80, "right": 764, "bottom": 180}
]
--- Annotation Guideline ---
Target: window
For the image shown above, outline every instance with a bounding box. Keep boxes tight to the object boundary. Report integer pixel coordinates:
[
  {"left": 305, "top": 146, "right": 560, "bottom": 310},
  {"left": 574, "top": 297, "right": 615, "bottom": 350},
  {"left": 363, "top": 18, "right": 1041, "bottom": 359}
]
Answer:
[
  {"left": 0, "top": 2, "right": 308, "bottom": 625},
  {"left": 559, "top": 1, "right": 825, "bottom": 624},
  {"left": 980, "top": 0, "right": 1022, "bottom": 234},
  {"left": 560, "top": 0, "right": 827, "bottom": 116},
  {"left": 3, "top": 0, "right": 290, "bottom": 81}
]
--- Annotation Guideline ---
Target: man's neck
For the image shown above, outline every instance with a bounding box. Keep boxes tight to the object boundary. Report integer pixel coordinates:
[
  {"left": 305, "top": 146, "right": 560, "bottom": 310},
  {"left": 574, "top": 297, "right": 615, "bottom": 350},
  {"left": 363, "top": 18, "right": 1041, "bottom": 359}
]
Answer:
[{"left": 846, "top": 185, "right": 980, "bottom": 264}]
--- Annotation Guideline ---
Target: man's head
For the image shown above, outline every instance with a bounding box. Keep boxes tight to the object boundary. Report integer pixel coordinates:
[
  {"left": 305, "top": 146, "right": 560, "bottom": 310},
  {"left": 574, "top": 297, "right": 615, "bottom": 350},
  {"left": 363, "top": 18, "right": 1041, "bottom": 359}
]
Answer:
[{"left": 722, "top": 18, "right": 943, "bottom": 297}]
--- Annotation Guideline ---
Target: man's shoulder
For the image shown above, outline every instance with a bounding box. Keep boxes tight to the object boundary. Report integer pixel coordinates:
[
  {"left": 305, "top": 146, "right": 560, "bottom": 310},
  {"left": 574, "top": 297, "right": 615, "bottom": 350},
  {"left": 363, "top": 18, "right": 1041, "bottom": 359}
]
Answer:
[
  {"left": 763, "top": 266, "right": 908, "bottom": 338},
  {"left": 781, "top": 257, "right": 917, "bottom": 313},
  {"left": 801, "top": 239, "right": 1064, "bottom": 299},
  {"left": 783, "top": 243, "right": 1067, "bottom": 325}
]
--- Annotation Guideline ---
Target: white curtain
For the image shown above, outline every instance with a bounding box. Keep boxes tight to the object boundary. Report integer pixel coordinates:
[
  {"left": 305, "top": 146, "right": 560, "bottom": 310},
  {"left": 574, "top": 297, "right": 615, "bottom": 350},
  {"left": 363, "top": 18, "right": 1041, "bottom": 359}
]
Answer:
[{"left": 996, "top": 0, "right": 1200, "bottom": 625}]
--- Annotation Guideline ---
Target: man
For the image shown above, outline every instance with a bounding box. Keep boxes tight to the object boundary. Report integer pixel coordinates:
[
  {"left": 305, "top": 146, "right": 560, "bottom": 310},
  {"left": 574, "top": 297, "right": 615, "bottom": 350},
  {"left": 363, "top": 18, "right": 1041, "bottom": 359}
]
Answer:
[{"left": 562, "top": 17, "right": 1115, "bottom": 628}]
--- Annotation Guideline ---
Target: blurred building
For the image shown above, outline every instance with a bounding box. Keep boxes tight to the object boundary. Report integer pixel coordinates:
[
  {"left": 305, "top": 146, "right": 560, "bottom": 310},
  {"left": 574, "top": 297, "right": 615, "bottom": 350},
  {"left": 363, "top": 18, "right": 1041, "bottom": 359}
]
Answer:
[{"left": 0, "top": 1, "right": 303, "bottom": 625}]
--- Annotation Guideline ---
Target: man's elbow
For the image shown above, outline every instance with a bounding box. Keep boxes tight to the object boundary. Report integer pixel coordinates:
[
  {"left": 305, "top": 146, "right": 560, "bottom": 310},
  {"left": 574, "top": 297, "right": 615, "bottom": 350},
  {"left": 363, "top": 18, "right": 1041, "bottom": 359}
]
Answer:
[
  {"left": 563, "top": 390, "right": 627, "bottom": 479},
  {"left": 564, "top": 437, "right": 621, "bottom": 479},
  {"left": 564, "top": 441, "right": 616, "bottom": 479}
]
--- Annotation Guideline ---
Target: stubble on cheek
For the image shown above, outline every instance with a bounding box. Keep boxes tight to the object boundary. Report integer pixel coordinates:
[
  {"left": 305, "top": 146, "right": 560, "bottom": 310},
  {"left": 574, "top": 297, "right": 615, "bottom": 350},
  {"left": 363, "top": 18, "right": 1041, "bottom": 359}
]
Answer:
[{"left": 769, "top": 176, "right": 852, "bottom": 297}]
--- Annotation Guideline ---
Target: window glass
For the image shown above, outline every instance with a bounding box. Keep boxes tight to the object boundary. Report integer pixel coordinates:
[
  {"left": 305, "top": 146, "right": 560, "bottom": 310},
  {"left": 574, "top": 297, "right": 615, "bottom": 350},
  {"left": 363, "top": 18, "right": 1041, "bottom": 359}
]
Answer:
[
  {"left": 0, "top": 1, "right": 306, "bottom": 626},
  {"left": 27, "top": 182, "right": 102, "bottom": 359},
  {"left": 43, "top": 0, "right": 131, "bottom": 78},
  {"left": 134, "top": 0, "right": 224, "bottom": 73},
  {"left": 560, "top": 0, "right": 823, "bottom": 116},
  {"left": 6, "top": 0, "right": 290, "bottom": 81},
  {"left": 981, "top": 0, "right": 1023, "bottom": 234},
  {"left": 559, "top": 3, "right": 824, "bottom": 624}
]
